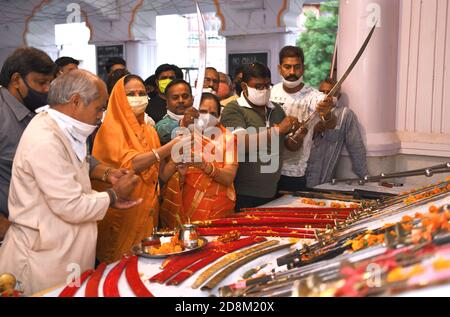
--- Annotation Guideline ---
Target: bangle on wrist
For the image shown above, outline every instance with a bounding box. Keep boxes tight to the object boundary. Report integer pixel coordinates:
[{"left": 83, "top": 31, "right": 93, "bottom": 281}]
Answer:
[
  {"left": 102, "top": 168, "right": 112, "bottom": 183},
  {"left": 204, "top": 163, "right": 212, "bottom": 174},
  {"left": 152, "top": 149, "right": 161, "bottom": 163},
  {"left": 210, "top": 165, "right": 220, "bottom": 178},
  {"left": 205, "top": 163, "right": 213, "bottom": 176},
  {"left": 106, "top": 188, "right": 118, "bottom": 207}
]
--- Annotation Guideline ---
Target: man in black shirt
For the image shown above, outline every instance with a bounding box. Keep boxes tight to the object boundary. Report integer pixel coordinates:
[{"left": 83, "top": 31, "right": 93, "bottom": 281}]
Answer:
[
  {"left": 146, "top": 64, "right": 182, "bottom": 123},
  {"left": 0, "top": 47, "right": 55, "bottom": 240}
]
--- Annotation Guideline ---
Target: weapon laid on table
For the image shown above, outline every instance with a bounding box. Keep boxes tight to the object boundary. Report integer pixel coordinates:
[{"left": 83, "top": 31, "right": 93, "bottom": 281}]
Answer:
[
  {"left": 278, "top": 190, "right": 365, "bottom": 203},
  {"left": 274, "top": 181, "right": 450, "bottom": 269},
  {"left": 192, "top": 240, "right": 279, "bottom": 289},
  {"left": 150, "top": 236, "right": 265, "bottom": 286},
  {"left": 201, "top": 242, "right": 293, "bottom": 291},
  {"left": 331, "top": 162, "right": 450, "bottom": 186},
  {"left": 223, "top": 230, "right": 450, "bottom": 297},
  {"left": 220, "top": 244, "right": 387, "bottom": 297},
  {"left": 308, "top": 187, "right": 397, "bottom": 200}
]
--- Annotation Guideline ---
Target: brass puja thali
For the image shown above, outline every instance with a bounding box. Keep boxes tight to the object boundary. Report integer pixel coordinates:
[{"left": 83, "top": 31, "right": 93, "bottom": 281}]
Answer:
[{"left": 133, "top": 234, "right": 208, "bottom": 259}]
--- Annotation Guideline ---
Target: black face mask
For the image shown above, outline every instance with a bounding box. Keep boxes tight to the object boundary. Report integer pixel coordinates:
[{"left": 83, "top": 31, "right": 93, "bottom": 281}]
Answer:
[{"left": 19, "top": 78, "right": 48, "bottom": 112}]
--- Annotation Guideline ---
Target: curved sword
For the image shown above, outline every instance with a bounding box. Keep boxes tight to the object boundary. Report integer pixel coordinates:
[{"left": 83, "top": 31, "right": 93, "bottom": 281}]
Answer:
[
  {"left": 326, "top": 22, "right": 377, "bottom": 99},
  {"left": 193, "top": 1, "right": 207, "bottom": 110},
  {"left": 329, "top": 29, "right": 339, "bottom": 80},
  {"left": 300, "top": 22, "right": 378, "bottom": 127}
]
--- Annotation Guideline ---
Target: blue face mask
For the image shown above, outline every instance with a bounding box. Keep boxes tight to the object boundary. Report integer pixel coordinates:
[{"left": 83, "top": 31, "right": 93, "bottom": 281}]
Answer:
[{"left": 19, "top": 78, "right": 48, "bottom": 111}]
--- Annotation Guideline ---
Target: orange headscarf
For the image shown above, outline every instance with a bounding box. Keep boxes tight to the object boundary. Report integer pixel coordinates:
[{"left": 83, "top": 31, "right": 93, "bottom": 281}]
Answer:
[{"left": 92, "top": 76, "right": 161, "bottom": 264}]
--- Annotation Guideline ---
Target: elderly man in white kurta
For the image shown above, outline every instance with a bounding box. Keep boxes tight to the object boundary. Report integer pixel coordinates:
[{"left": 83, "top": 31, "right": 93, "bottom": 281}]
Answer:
[{"left": 0, "top": 70, "right": 141, "bottom": 295}]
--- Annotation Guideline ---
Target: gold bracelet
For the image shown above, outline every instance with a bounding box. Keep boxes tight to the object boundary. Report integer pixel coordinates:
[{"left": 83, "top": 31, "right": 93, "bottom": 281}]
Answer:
[
  {"left": 205, "top": 163, "right": 213, "bottom": 175},
  {"left": 205, "top": 163, "right": 214, "bottom": 176},
  {"left": 210, "top": 164, "right": 220, "bottom": 178},
  {"left": 212, "top": 168, "right": 220, "bottom": 178},
  {"left": 152, "top": 149, "right": 161, "bottom": 163}
]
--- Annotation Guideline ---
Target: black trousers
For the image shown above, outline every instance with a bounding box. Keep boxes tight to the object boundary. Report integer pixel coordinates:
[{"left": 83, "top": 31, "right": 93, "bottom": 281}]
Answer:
[
  {"left": 277, "top": 175, "right": 308, "bottom": 193},
  {"left": 235, "top": 195, "right": 274, "bottom": 212}
]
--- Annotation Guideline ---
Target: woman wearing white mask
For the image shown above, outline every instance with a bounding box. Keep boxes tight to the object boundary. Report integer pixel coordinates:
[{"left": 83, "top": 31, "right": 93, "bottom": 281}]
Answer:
[
  {"left": 92, "top": 75, "right": 180, "bottom": 264},
  {"left": 159, "top": 93, "right": 238, "bottom": 227}
]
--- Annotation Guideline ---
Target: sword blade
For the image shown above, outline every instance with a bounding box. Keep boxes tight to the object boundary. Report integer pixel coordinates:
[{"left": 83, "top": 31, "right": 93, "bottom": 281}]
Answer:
[
  {"left": 329, "top": 31, "right": 339, "bottom": 79},
  {"left": 326, "top": 22, "right": 377, "bottom": 98},
  {"left": 193, "top": 1, "right": 207, "bottom": 110}
]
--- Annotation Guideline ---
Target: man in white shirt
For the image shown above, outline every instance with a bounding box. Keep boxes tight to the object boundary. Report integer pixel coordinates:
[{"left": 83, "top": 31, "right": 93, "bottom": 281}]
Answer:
[
  {"left": 270, "top": 46, "right": 336, "bottom": 192},
  {"left": 0, "top": 70, "right": 141, "bottom": 295}
]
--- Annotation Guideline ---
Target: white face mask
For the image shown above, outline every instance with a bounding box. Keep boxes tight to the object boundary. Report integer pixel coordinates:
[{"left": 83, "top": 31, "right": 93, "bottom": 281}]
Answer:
[
  {"left": 282, "top": 76, "right": 303, "bottom": 89},
  {"left": 202, "top": 87, "right": 217, "bottom": 95},
  {"left": 245, "top": 85, "right": 271, "bottom": 106},
  {"left": 46, "top": 108, "right": 97, "bottom": 162},
  {"left": 127, "top": 96, "right": 148, "bottom": 116},
  {"left": 194, "top": 113, "right": 219, "bottom": 131},
  {"left": 167, "top": 110, "right": 185, "bottom": 122}
]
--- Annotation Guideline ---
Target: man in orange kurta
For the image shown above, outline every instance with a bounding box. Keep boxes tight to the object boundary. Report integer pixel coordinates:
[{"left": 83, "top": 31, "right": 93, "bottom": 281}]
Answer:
[{"left": 92, "top": 77, "right": 161, "bottom": 263}]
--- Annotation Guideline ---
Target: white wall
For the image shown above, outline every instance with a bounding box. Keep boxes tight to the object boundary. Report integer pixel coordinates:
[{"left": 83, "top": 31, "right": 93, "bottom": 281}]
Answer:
[
  {"left": 218, "top": 0, "right": 302, "bottom": 83},
  {"left": 396, "top": 0, "right": 450, "bottom": 157},
  {"left": 226, "top": 32, "right": 297, "bottom": 84}
]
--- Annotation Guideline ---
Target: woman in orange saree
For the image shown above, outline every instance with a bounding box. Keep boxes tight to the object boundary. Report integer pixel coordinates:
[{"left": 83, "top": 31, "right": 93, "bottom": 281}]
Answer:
[
  {"left": 160, "top": 93, "right": 238, "bottom": 228},
  {"left": 92, "top": 75, "right": 180, "bottom": 263}
]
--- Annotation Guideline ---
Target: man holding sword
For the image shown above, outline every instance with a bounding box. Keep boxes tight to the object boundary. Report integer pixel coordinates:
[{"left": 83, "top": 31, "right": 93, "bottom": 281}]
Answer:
[{"left": 271, "top": 46, "right": 336, "bottom": 192}]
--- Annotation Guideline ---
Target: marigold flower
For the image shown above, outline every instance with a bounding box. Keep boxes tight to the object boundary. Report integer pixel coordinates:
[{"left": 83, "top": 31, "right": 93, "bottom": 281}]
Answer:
[
  {"left": 429, "top": 205, "right": 439, "bottom": 214},
  {"left": 402, "top": 215, "right": 413, "bottom": 223},
  {"left": 387, "top": 267, "right": 407, "bottom": 283},
  {"left": 433, "top": 257, "right": 450, "bottom": 271},
  {"left": 401, "top": 223, "right": 413, "bottom": 231}
]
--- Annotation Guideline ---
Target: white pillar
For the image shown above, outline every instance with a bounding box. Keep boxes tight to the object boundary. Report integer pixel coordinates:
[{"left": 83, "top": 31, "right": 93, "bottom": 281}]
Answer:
[
  {"left": 125, "top": 40, "right": 157, "bottom": 79},
  {"left": 337, "top": 0, "right": 401, "bottom": 176}
]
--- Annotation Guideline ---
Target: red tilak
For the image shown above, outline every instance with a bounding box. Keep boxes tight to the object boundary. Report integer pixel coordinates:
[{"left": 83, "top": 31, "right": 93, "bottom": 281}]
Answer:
[
  {"left": 59, "top": 270, "right": 94, "bottom": 297},
  {"left": 85, "top": 263, "right": 107, "bottom": 297},
  {"left": 103, "top": 257, "right": 129, "bottom": 297},
  {"left": 125, "top": 256, "right": 154, "bottom": 297}
]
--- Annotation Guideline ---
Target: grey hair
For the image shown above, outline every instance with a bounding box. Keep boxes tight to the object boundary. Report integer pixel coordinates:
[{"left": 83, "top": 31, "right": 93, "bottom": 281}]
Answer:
[
  {"left": 219, "top": 72, "right": 232, "bottom": 86},
  {"left": 48, "top": 69, "right": 100, "bottom": 107}
]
